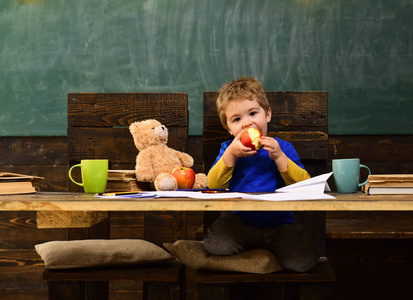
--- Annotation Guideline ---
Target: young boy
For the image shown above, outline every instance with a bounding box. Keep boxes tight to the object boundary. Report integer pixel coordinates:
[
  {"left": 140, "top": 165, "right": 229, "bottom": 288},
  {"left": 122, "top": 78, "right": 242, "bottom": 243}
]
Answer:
[{"left": 204, "top": 76, "right": 319, "bottom": 272}]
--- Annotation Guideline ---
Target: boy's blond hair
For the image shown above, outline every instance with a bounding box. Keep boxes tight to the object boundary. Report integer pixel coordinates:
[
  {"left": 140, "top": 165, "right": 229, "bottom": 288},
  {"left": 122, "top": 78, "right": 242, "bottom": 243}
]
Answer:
[{"left": 216, "top": 76, "right": 270, "bottom": 130}]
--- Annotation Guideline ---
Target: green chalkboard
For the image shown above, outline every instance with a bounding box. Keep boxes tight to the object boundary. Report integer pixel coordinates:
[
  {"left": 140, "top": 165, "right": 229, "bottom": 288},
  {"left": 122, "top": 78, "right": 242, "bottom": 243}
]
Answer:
[{"left": 1, "top": 0, "right": 412, "bottom": 136}]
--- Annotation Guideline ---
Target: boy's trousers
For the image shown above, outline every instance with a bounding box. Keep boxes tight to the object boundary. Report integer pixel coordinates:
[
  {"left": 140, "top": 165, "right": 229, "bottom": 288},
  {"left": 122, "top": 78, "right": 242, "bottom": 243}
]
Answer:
[{"left": 203, "top": 211, "right": 320, "bottom": 272}]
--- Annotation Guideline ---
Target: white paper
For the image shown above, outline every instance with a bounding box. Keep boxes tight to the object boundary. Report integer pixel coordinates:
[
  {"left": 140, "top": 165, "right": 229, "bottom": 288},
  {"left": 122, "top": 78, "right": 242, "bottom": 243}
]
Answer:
[
  {"left": 275, "top": 172, "right": 332, "bottom": 193},
  {"left": 94, "top": 172, "right": 335, "bottom": 201},
  {"left": 153, "top": 191, "right": 245, "bottom": 199},
  {"left": 240, "top": 191, "right": 335, "bottom": 201}
]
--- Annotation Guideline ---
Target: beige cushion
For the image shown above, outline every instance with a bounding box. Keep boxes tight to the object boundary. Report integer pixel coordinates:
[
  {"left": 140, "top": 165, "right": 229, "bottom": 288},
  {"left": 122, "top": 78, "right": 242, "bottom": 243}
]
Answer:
[
  {"left": 35, "top": 239, "right": 174, "bottom": 269},
  {"left": 164, "top": 240, "right": 282, "bottom": 274}
]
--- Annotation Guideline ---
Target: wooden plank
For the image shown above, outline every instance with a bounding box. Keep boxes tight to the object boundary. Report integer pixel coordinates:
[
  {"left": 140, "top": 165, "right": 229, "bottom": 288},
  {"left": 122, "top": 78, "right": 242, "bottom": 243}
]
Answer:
[
  {"left": 328, "top": 135, "right": 413, "bottom": 174},
  {"left": 144, "top": 211, "right": 188, "bottom": 245},
  {"left": 0, "top": 137, "right": 67, "bottom": 165},
  {"left": 110, "top": 212, "right": 144, "bottom": 239},
  {"left": 2, "top": 192, "right": 413, "bottom": 212},
  {"left": 196, "top": 258, "right": 334, "bottom": 283},
  {"left": 203, "top": 91, "right": 328, "bottom": 128},
  {"left": 0, "top": 250, "right": 46, "bottom": 290},
  {"left": 67, "top": 127, "right": 188, "bottom": 162},
  {"left": 43, "top": 260, "right": 182, "bottom": 282},
  {"left": 326, "top": 211, "right": 413, "bottom": 239},
  {"left": 0, "top": 211, "right": 66, "bottom": 249},
  {"left": 68, "top": 93, "right": 188, "bottom": 127},
  {"left": 36, "top": 211, "right": 109, "bottom": 228},
  {"left": 0, "top": 291, "right": 48, "bottom": 300}
]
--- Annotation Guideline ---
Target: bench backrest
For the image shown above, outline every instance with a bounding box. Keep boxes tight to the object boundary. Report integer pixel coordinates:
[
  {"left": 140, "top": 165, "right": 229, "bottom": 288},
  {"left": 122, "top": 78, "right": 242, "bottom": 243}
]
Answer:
[{"left": 67, "top": 93, "right": 189, "bottom": 245}]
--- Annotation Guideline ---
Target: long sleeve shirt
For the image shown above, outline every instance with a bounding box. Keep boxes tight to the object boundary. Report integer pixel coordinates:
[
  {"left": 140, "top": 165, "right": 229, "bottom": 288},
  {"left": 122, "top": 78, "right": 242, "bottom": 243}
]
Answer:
[{"left": 207, "top": 137, "right": 310, "bottom": 228}]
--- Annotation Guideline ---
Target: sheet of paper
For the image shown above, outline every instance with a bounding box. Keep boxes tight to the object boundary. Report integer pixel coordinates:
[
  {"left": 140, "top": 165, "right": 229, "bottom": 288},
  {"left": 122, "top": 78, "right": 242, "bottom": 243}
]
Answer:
[
  {"left": 147, "top": 191, "right": 335, "bottom": 201},
  {"left": 276, "top": 172, "right": 332, "bottom": 193},
  {"left": 94, "top": 172, "right": 336, "bottom": 201},
  {"left": 153, "top": 191, "right": 244, "bottom": 199},
  {"left": 241, "top": 191, "right": 335, "bottom": 201}
]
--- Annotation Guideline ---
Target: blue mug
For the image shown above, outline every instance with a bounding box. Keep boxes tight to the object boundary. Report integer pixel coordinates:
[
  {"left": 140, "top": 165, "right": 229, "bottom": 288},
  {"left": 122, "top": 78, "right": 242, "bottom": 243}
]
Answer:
[{"left": 332, "top": 158, "right": 371, "bottom": 193}]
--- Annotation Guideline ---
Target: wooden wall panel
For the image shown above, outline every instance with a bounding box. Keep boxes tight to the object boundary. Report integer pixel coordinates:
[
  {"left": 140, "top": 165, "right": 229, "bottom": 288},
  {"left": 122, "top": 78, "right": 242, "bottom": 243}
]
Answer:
[
  {"left": 68, "top": 93, "right": 188, "bottom": 127},
  {"left": 0, "top": 134, "right": 412, "bottom": 300}
]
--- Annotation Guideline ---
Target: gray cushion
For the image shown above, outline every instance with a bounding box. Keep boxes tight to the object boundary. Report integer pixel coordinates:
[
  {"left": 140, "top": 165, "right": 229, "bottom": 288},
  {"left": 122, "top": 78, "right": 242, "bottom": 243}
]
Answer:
[
  {"left": 35, "top": 239, "right": 174, "bottom": 269},
  {"left": 164, "top": 240, "right": 282, "bottom": 274}
]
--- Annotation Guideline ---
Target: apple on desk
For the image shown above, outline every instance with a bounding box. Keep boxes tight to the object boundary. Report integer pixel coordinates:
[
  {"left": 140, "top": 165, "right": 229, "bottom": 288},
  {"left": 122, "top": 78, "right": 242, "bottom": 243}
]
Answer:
[{"left": 171, "top": 166, "right": 196, "bottom": 189}]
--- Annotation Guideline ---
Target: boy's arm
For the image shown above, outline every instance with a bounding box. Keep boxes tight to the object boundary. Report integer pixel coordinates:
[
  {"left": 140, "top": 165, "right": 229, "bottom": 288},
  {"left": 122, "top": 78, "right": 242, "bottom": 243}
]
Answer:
[
  {"left": 280, "top": 158, "right": 311, "bottom": 185},
  {"left": 206, "top": 157, "right": 234, "bottom": 189}
]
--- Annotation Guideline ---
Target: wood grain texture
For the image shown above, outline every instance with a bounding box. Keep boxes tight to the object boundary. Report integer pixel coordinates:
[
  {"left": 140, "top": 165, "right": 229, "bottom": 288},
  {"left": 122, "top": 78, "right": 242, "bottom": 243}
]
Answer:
[
  {"left": 2, "top": 192, "right": 413, "bottom": 212},
  {"left": 0, "top": 137, "right": 67, "bottom": 165},
  {"left": 68, "top": 93, "right": 188, "bottom": 127},
  {"left": 0, "top": 211, "right": 66, "bottom": 249},
  {"left": 203, "top": 91, "right": 328, "bottom": 128},
  {"left": 37, "top": 211, "right": 109, "bottom": 228},
  {"left": 326, "top": 211, "right": 413, "bottom": 239},
  {"left": 67, "top": 127, "right": 188, "bottom": 163},
  {"left": 0, "top": 249, "right": 46, "bottom": 293}
]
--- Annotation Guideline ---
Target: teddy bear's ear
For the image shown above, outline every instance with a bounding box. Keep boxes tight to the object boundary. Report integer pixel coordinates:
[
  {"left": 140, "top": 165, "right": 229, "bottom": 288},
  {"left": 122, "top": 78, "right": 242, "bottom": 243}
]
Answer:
[{"left": 129, "top": 121, "right": 140, "bottom": 134}]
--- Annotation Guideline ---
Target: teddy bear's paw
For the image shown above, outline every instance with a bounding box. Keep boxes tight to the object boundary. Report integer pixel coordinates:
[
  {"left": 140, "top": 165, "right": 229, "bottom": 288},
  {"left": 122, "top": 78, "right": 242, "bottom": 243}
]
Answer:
[
  {"left": 193, "top": 173, "right": 208, "bottom": 189},
  {"left": 154, "top": 173, "right": 178, "bottom": 191}
]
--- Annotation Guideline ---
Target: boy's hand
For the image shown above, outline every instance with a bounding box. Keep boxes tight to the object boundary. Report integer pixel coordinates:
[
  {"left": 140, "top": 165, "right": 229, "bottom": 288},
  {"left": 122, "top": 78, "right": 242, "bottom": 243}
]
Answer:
[
  {"left": 222, "top": 130, "right": 257, "bottom": 167},
  {"left": 260, "top": 136, "right": 282, "bottom": 159},
  {"left": 260, "top": 136, "right": 288, "bottom": 171}
]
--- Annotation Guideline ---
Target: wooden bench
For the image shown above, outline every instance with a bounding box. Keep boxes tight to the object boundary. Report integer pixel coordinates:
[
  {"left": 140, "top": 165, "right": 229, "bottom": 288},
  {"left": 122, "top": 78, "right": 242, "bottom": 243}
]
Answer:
[
  {"left": 41, "top": 93, "right": 190, "bottom": 300},
  {"left": 195, "top": 91, "right": 335, "bottom": 300},
  {"left": 43, "top": 260, "right": 184, "bottom": 300}
]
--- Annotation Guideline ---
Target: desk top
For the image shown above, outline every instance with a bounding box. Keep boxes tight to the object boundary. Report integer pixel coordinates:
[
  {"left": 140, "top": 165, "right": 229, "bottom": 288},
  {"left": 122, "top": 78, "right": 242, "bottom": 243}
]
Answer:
[{"left": 1, "top": 192, "right": 413, "bottom": 211}]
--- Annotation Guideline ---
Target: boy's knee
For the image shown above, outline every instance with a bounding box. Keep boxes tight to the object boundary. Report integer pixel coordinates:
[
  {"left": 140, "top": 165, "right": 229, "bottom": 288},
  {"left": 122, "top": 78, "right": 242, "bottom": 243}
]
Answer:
[
  {"left": 266, "top": 223, "right": 320, "bottom": 272},
  {"left": 203, "top": 212, "right": 264, "bottom": 255},
  {"left": 204, "top": 228, "right": 245, "bottom": 255}
]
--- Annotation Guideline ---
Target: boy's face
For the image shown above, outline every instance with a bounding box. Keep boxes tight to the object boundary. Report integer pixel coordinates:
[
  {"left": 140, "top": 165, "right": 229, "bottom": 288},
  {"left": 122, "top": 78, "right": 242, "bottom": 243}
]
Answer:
[{"left": 224, "top": 98, "right": 271, "bottom": 137}]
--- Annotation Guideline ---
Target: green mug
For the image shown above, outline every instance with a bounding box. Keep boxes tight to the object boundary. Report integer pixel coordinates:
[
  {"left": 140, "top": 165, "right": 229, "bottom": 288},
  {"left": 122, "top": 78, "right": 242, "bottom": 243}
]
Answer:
[
  {"left": 68, "top": 159, "right": 108, "bottom": 193},
  {"left": 332, "top": 158, "right": 370, "bottom": 194}
]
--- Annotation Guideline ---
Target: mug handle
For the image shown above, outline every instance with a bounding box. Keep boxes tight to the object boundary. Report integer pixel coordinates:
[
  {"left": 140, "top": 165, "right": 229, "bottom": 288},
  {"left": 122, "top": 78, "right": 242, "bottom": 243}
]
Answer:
[
  {"left": 358, "top": 164, "right": 371, "bottom": 187},
  {"left": 68, "top": 164, "right": 84, "bottom": 187}
]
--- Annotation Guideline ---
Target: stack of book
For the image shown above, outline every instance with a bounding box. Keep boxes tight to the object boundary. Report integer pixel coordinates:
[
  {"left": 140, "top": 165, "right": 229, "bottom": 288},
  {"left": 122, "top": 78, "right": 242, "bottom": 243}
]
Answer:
[
  {"left": 105, "top": 170, "right": 151, "bottom": 192},
  {"left": 0, "top": 172, "right": 44, "bottom": 195},
  {"left": 362, "top": 174, "right": 413, "bottom": 195}
]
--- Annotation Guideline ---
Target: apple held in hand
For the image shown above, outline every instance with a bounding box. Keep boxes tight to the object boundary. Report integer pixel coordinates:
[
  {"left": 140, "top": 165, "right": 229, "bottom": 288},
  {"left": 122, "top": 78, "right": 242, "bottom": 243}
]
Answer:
[
  {"left": 171, "top": 166, "right": 196, "bottom": 189},
  {"left": 241, "top": 128, "right": 262, "bottom": 150}
]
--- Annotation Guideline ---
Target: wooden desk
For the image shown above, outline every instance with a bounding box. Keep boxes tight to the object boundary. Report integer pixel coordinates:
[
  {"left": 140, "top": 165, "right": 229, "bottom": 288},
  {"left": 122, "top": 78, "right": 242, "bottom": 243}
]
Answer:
[
  {"left": 1, "top": 192, "right": 413, "bottom": 212},
  {"left": 1, "top": 192, "right": 412, "bottom": 229}
]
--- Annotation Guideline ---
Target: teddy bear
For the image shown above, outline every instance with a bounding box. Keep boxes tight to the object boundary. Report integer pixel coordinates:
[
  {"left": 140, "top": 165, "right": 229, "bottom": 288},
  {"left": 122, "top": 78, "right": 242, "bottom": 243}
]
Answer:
[{"left": 129, "top": 119, "right": 207, "bottom": 191}]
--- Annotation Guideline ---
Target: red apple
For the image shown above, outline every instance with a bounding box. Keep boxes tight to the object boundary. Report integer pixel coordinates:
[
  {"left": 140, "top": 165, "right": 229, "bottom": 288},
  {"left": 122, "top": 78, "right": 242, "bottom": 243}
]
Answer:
[
  {"left": 241, "top": 128, "right": 262, "bottom": 150},
  {"left": 171, "top": 166, "right": 196, "bottom": 189}
]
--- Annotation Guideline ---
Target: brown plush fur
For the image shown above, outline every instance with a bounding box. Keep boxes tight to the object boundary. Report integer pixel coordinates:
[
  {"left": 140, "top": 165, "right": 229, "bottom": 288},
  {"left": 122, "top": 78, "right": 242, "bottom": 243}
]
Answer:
[{"left": 129, "top": 119, "right": 207, "bottom": 191}]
